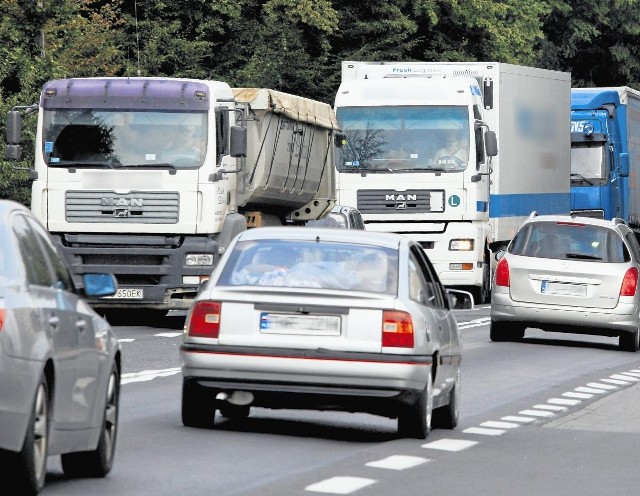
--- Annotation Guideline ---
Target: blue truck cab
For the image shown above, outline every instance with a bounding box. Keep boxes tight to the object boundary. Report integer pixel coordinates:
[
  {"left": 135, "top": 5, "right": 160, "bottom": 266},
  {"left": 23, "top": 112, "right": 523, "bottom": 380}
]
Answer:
[{"left": 570, "top": 87, "right": 640, "bottom": 230}]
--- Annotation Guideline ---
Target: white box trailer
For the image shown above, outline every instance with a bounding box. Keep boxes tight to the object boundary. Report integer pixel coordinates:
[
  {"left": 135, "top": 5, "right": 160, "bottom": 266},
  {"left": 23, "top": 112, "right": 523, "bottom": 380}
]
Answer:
[{"left": 335, "top": 62, "right": 571, "bottom": 302}]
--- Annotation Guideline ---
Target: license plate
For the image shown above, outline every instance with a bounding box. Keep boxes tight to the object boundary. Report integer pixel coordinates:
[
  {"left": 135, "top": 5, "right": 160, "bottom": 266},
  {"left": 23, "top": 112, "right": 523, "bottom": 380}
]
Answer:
[
  {"left": 541, "top": 281, "right": 586, "bottom": 296},
  {"left": 103, "top": 288, "right": 144, "bottom": 299},
  {"left": 259, "top": 313, "right": 341, "bottom": 336}
]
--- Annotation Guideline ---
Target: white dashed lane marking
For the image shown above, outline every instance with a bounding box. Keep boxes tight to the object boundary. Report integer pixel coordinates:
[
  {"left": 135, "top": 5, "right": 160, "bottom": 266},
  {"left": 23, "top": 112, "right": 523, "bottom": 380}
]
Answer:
[
  {"left": 501, "top": 415, "right": 536, "bottom": 423},
  {"left": 480, "top": 420, "right": 520, "bottom": 429},
  {"left": 532, "top": 404, "right": 567, "bottom": 411},
  {"left": 585, "top": 382, "right": 617, "bottom": 390},
  {"left": 462, "top": 427, "right": 506, "bottom": 436},
  {"left": 518, "top": 409, "right": 556, "bottom": 417},
  {"left": 365, "top": 455, "right": 429, "bottom": 470},
  {"left": 305, "top": 476, "right": 376, "bottom": 494},
  {"left": 422, "top": 439, "right": 478, "bottom": 451},
  {"left": 575, "top": 386, "right": 607, "bottom": 394},
  {"left": 548, "top": 398, "right": 581, "bottom": 406},
  {"left": 562, "top": 391, "right": 593, "bottom": 399},
  {"left": 600, "top": 378, "right": 632, "bottom": 385}
]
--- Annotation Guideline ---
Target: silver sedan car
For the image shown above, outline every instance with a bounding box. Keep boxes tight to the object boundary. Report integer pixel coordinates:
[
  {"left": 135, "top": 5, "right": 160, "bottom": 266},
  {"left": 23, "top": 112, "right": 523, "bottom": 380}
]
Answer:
[
  {"left": 181, "top": 227, "right": 472, "bottom": 439},
  {"left": 491, "top": 212, "right": 640, "bottom": 351},
  {"left": 0, "top": 200, "right": 121, "bottom": 495}
]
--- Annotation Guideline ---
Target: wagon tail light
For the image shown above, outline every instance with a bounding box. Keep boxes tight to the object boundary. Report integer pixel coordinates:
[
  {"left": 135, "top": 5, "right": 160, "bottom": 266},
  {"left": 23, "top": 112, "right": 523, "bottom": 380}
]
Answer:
[
  {"left": 187, "top": 301, "right": 221, "bottom": 338},
  {"left": 382, "top": 310, "right": 414, "bottom": 348},
  {"left": 495, "top": 257, "right": 510, "bottom": 287},
  {"left": 620, "top": 267, "right": 639, "bottom": 296}
]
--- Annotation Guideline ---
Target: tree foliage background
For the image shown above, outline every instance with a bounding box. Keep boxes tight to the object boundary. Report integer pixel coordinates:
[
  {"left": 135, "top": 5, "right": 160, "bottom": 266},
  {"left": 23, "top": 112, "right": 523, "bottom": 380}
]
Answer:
[{"left": 2, "top": 0, "right": 640, "bottom": 203}]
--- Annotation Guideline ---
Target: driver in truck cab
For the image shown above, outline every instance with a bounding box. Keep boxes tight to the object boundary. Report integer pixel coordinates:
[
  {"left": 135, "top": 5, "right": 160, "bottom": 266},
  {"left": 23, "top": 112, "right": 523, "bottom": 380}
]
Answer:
[{"left": 432, "top": 129, "right": 468, "bottom": 166}]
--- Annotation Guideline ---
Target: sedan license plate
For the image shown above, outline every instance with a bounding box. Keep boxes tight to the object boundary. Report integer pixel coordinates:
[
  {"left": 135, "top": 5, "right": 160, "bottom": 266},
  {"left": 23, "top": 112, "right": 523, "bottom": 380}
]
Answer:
[
  {"left": 103, "top": 288, "right": 144, "bottom": 299},
  {"left": 260, "top": 313, "right": 341, "bottom": 336},
  {"left": 541, "top": 281, "right": 586, "bottom": 297}
]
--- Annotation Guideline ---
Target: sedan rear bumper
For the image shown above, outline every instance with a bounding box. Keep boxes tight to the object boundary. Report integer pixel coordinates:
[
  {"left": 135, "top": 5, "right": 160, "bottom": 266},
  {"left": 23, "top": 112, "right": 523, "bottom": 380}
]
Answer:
[{"left": 181, "top": 344, "right": 432, "bottom": 414}]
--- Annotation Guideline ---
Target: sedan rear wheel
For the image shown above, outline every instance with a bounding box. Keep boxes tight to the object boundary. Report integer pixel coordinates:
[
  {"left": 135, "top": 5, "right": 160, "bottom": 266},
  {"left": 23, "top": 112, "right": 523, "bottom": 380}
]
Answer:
[
  {"left": 432, "top": 368, "right": 460, "bottom": 429},
  {"left": 7, "top": 374, "right": 50, "bottom": 495},
  {"left": 61, "top": 362, "right": 120, "bottom": 478},
  {"left": 397, "top": 377, "right": 433, "bottom": 439},
  {"left": 219, "top": 404, "right": 251, "bottom": 419},
  {"left": 182, "top": 379, "right": 216, "bottom": 428},
  {"left": 619, "top": 328, "right": 640, "bottom": 352}
]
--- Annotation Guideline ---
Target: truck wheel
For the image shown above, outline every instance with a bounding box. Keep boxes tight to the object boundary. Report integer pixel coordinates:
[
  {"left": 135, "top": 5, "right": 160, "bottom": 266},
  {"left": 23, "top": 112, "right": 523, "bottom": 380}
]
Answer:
[{"left": 182, "top": 379, "right": 216, "bottom": 428}]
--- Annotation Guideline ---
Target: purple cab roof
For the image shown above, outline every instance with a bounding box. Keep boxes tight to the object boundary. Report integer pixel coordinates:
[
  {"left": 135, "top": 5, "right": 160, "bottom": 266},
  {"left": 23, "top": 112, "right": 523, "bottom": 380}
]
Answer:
[{"left": 40, "top": 78, "right": 211, "bottom": 111}]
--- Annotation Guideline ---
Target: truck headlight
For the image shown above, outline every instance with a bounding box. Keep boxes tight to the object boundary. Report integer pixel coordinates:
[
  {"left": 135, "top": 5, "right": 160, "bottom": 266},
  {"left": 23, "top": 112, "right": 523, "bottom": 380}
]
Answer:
[
  {"left": 186, "top": 254, "right": 214, "bottom": 266},
  {"left": 449, "top": 239, "right": 474, "bottom": 251}
]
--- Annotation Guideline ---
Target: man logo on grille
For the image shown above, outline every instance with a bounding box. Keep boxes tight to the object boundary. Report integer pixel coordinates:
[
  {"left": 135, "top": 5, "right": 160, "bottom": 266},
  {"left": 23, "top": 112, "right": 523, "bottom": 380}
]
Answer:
[{"left": 396, "top": 202, "right": 407, "bottom": 210}]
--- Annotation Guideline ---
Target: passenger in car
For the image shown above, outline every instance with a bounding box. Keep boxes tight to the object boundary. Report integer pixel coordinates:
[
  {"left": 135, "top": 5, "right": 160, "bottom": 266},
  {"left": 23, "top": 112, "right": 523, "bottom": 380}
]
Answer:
[
  {"left": 232, "top": 246, "right": 297, "bottom": 286},
  {"left": 538, "top": 234, "right": 564, "bottom": 259},
  {"left": 353, "top": 251, "right": 390, "bottom": 292}
]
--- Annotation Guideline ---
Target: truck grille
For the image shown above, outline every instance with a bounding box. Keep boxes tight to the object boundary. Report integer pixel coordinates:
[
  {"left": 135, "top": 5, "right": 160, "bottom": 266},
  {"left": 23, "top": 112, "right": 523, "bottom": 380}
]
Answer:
[
  {"left": 357, "top": 189, "right": 445, "bottom": 214},
  {"left": 65, "top": 191, "right": 179, "bottom": 224}
]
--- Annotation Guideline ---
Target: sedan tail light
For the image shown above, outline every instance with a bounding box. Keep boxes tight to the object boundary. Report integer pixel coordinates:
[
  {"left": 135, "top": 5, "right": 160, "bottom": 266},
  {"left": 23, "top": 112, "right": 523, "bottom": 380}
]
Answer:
[
  {"left": 620, "top": 267, "right": 639, "bottom": 296},
  {"left": 495, "top": 257, "right": 510, "bottom": 287},
  {"left": 187, "top": 301, "right": 221, "bottom": 338},
  {"left": 0, "top": 308, "right": 5, "bottom": 332},
  {"left": 382, "top": 310, "right": 414, "bottom": 348}
]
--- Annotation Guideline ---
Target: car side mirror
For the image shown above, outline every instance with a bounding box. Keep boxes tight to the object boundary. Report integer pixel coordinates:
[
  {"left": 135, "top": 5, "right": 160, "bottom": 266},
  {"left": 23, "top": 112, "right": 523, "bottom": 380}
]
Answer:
[
  {"left": 83, "top": 273, "right": 118, "bottom": 297},
  {"left": 446, "top": 289, "right": 474, "bottom": 310}
]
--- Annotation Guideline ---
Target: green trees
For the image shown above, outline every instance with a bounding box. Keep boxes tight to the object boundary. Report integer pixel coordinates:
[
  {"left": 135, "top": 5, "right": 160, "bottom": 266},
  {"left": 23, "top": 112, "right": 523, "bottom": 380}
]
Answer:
[{"left": 2, "top": 0, "right": 640, "bottom": 204}]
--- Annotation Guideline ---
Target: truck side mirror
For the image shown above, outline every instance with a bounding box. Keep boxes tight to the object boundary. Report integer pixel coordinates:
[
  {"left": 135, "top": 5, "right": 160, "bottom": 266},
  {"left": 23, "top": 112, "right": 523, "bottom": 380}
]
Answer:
[
  {"left": 5, "top": 110, "right": 23, "bottom": 160},
  {"left": 485, "top": 130, "right": 497, "bottom": 157},
  {"left": 620, "top": 152, "right": 630, "bottom": 177},
  {"left": 229, "top": 126, "right": 247, "bottom": 158}
]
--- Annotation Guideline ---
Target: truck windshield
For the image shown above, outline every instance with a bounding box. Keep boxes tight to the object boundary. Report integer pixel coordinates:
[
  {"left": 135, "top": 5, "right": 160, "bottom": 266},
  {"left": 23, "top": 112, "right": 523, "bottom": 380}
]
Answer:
[
  {"left": 570, "top": 142, "right": 606, "bottom": 183},
  {"left": 42, "top": 109, "right": 208, "bottom": 168},
  {"left": 335, "top": 105, "right": 470, "bottom": 173}
]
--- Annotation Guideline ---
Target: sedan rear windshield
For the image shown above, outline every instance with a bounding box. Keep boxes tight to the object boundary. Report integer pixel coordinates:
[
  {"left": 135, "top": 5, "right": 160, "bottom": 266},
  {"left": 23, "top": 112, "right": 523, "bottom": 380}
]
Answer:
[
  {"left": 217, "top": 239, "right": 399, "bottom": 295},
  {"left": 509, "top": 222, "right": 630, "bottom": 262}
]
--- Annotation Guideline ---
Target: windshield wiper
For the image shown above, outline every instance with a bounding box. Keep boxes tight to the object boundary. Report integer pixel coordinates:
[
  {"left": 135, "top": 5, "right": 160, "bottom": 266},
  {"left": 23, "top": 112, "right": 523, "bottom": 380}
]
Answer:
[
  {"left": 52, "top": 161, "right": 118, "bottom": 169},
  {"left": 119, "top": 163, "right": 178, "bottom": 170},
  {"left": 571, "top": 173, "right": 594, "bottom": 185},
  {"left": 565, "top": 253, "right": 602, "bottom": 260}
]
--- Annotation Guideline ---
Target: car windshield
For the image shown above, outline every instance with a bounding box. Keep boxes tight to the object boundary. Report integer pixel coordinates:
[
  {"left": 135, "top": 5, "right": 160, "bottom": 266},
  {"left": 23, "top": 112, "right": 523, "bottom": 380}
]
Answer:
[
  {"left": 509, "top": 221, "right": 629, "bottom": 262},
  {"left": 218, "top": 240, "right": 399, "bottom": 294}
]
